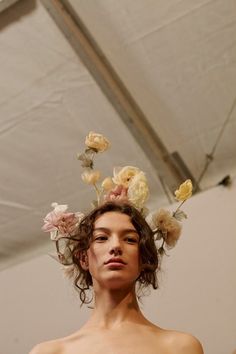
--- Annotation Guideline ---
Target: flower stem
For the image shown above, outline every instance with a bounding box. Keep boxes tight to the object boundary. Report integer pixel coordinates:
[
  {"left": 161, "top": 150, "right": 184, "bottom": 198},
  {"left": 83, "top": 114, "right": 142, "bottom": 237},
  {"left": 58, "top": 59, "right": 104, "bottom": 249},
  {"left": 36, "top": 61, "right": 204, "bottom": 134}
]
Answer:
[
  {"left": 93, "top": 183, "right": 101, "bottom": 205},
  {"left": 173, "top": 200, "right": 186, "bottom": 217}
]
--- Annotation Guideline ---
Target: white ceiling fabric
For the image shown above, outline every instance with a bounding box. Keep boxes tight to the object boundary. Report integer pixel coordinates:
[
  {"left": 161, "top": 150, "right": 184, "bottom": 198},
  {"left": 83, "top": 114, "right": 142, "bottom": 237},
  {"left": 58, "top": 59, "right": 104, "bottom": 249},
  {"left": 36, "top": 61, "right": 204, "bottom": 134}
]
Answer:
[
  {"left": 0, "top": 0, "right": 166, "bottom": 268},
  {"left": 0, "top": 0, "right": 235, "bottom": 268},
  {"left": 70, "top": 0, "right": 236, "bottom": 186},
  {"left": 0, "top": 0, "right": 20, "bottom": 13}
]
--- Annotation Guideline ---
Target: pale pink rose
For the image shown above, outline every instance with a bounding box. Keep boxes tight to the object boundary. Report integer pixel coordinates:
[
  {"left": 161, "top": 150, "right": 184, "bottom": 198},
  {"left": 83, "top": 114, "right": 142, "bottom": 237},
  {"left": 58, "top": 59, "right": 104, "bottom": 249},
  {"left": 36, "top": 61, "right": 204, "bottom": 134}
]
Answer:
[
  {"left": 43, "top": 211, "right": 77, "bottom": 235},
  {"left": 56, "top": 213, "right": 79, "bottom": 235},
  {"left": 104, "top": 185, "right": 129, "bottom": 203},
  {"left": 42, "top": 203, "right": 84, "bottom": 239},
  {"left": 42, "top": 203, "right": 68, "bottom": 232}
]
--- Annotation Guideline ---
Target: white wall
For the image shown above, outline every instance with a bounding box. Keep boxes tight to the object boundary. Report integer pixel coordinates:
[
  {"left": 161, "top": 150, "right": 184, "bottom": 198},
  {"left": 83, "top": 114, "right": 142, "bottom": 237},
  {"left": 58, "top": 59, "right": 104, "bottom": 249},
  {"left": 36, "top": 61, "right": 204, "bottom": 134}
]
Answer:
[{"left": 0, "top": 183, "right": 235, "bottom": 354}]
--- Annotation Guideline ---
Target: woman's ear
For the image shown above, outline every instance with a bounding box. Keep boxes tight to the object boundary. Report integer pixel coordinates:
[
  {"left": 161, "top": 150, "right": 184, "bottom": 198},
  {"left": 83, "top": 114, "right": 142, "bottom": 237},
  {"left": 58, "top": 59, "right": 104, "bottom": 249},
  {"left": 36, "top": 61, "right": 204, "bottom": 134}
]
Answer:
[{"left": 79, "top": 251, "right": 89, "bottom": 270}]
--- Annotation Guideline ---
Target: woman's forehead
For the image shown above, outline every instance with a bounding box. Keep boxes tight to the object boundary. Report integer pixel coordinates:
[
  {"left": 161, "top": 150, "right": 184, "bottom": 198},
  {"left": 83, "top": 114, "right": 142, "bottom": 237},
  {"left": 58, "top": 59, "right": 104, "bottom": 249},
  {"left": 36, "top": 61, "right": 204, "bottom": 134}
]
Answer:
[{"left": 94, "top": 211, "right": 136, "bottom": 230}]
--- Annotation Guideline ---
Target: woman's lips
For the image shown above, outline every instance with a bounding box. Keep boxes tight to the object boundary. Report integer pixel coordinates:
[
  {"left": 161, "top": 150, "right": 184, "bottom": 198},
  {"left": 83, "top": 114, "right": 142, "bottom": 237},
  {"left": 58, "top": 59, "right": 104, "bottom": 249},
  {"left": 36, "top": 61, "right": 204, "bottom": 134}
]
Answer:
[
  {"left": 105, "top": 258, "right": 126, "bottom": 265},
  {"left": 105, "top": 262, "right": 126, "bottom": 268},
  {"left": 104, "top": 258, "right": 126, "bottom": 267}
]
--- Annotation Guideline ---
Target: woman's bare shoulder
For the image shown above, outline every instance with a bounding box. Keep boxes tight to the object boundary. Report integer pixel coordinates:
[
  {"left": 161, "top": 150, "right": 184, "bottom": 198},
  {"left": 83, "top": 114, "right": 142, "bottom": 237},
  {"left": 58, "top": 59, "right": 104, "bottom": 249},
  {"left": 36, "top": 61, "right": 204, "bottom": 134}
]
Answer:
[
  {"left": 28, "top": 339, "right": 64, "bottom": 354},
  {"left": 28, "top": 327, "right": 86, "bottom": 354},
  {"left": 162, "top": 329, "right": 204, "bottom": 354}
]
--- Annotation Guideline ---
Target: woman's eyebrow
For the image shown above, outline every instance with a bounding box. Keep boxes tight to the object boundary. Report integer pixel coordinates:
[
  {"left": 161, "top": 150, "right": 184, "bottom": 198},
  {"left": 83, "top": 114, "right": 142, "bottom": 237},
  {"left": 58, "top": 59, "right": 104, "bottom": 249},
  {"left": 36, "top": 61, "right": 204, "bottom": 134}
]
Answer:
[
  {"left": 93, "top": 227, "right": 110, "bottom": 232},
  {"left": 121, "top": 228, "right": 139, "bottom": 235},
  {"left": 93, "top": 227, "right": 138, "bottom": 234}
]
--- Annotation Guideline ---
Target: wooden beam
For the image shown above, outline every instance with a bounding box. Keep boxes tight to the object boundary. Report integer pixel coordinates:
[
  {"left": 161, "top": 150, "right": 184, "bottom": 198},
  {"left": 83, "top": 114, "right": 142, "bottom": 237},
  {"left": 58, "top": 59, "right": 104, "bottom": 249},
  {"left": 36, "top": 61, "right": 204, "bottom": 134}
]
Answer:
[{"left": 41, "top": 0, "right": 194, "bottom": 192}]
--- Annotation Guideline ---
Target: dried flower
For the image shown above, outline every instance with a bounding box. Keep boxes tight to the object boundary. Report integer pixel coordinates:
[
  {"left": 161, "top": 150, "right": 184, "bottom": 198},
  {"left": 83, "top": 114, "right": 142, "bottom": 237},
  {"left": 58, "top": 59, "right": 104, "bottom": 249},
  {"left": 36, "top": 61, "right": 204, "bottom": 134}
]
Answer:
[
  {"left": 112, "top": 166, "right": 140, "bottom": 188},
  {"left": 77, "top": 152, "right": 93, "bottom": 168},
  {"left": 101, "top": 177, "right": 114, "bottom": 191},
  {"left": 85, "top": 131, "right": 110, "bottom": 152},
  {"left": 152, "top": 208, "right": 182, "bottom": 248},
  {"left": 127, "top": 172, "right": 149, "bottom": 209},
  {"left": 81, "top": 170, "right": 101, "bottom": 185},
  {"left": 175, "top": 179, "right": 193, "bottom": 201},
  {"left": 62, "top": 264, "right": 76, "bottom": 279}
]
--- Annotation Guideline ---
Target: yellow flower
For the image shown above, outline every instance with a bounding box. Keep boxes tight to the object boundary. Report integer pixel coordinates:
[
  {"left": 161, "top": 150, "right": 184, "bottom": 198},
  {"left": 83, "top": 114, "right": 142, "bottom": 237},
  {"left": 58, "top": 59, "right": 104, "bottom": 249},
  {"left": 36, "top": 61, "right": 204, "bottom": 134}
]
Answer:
[
  {"left": 101, "top": 177, "right": 114, "bottom": 191},
  {"left": 175, "top": 179, "right": 193, "bottom": 201},
  {"left": 112, "top": 166, "right": 140, "bottom": 188},
  {"left": 81, "top": 170, "right": 101, "bottom": 185},
  {"left": 128, "top": 172, "right": 149, "bottom": 209},
  {"left": 85, "top": 132, "right": 110, "bottom": 152}
]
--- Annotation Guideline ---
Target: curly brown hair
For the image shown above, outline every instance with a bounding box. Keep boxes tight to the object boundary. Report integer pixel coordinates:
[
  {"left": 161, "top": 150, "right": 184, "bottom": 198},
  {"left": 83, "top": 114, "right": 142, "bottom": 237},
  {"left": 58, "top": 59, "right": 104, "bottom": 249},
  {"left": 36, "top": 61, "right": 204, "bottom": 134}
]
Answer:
[{"left": 66, "top": 202, "right": 160, "bottom": 304}]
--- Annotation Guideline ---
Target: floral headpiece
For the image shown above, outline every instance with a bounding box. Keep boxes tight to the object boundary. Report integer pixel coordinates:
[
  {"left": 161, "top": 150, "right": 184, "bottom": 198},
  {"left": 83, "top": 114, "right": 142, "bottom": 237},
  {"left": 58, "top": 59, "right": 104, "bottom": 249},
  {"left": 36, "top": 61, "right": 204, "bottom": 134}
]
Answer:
[{"left": 42, "top": 132, "right": 193, "bottom": 266}]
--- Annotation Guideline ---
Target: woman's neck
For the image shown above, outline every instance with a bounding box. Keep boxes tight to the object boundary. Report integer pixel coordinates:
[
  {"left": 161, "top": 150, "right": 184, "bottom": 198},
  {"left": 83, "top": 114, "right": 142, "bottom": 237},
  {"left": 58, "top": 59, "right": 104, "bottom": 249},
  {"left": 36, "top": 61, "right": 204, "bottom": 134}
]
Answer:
[{"left": 85, "top": 286, "right": 148, "bottom": 329}]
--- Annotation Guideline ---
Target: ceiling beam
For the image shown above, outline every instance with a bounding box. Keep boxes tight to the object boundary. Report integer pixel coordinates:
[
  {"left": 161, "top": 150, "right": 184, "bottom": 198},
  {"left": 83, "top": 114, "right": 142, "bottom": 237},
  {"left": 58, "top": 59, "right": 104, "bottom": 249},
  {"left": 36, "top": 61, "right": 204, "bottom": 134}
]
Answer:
[
  {"left": 41, "top": 0, "right": 195, "bottom": 193},
  {"left": 0, "top": 0, "right": 20, "bottom": 12}
]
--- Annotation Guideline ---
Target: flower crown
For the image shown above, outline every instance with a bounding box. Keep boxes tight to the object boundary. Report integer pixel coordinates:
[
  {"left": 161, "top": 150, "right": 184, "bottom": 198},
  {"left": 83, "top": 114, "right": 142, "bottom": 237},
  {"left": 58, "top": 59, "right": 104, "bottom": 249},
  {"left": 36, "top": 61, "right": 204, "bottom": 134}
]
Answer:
[{"left": 42, "top": 132, "right": 193, "bottom": 265}]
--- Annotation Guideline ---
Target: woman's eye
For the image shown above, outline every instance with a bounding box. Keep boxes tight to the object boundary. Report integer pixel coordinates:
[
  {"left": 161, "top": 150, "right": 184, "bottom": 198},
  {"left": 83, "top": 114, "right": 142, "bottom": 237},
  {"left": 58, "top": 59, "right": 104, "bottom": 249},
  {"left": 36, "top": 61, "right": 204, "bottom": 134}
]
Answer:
[
  {"left": 126, "top": 237, "right": 138, "bottom": 244},
  {"left": 95, "top": 235, "right": 108, "bottom": 241}
]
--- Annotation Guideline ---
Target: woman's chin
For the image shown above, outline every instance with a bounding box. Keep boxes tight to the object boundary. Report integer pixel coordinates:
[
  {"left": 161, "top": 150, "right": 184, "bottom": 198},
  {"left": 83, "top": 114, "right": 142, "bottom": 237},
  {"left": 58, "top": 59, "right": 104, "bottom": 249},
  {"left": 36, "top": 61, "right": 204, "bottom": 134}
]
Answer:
[{"left": 96, "top": 274, "right": 137, "bottom": 290}]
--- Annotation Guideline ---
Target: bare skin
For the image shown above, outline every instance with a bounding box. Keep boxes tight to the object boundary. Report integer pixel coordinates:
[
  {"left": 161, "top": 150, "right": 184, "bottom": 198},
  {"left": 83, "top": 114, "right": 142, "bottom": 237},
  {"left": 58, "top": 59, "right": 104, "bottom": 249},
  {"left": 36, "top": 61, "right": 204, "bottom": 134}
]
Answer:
[{"left": 30, "top": 212, "right": 204, "bottom": 354}]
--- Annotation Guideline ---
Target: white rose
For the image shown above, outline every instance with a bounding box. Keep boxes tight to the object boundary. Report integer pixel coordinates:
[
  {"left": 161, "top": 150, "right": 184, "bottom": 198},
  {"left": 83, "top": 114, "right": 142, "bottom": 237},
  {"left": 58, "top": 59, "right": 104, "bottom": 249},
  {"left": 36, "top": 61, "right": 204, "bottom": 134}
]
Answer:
[
  {"left": 112, "top": 166, "right": 140, "bottom": 188},
  {"left": 81, "top": 170, "right": 101, "bottom": 184},
  {"left": 85, "top": 132, "right": 110, "bottom": 152},
  {"left": 127, "top": 172, "right": 149, "bottom": 209}
]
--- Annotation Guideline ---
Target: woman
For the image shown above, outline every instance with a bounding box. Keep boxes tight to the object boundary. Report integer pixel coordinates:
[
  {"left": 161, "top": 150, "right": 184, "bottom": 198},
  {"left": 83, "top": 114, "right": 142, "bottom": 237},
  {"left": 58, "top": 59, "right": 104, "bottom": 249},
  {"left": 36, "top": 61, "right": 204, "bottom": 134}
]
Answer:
[{"left": 30, "top": 201, "right": 204, "bottom": 354}]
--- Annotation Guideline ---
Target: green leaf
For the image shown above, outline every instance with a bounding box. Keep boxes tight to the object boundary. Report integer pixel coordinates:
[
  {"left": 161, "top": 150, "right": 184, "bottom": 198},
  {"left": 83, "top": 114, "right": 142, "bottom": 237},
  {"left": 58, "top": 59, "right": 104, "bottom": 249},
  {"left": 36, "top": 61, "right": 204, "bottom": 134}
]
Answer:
[{"left": 173, "top": 209, "right": 187, "bottom": 221}]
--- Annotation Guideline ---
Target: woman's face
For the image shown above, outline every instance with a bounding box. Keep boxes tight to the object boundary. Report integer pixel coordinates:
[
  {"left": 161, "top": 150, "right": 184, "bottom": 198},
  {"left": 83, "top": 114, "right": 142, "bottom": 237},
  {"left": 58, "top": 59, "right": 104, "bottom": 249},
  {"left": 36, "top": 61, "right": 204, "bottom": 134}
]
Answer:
[{"left": 86, "top": 211, "right": 141, "bottom": 290}]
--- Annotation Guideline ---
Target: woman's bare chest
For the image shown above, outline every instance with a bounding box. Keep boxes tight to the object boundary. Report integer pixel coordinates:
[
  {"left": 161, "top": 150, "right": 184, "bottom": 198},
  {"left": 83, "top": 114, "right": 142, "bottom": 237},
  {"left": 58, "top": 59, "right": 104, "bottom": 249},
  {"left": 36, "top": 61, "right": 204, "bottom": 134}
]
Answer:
[{"left": 64, "top": 329, "right": 168, "bottom": 354}]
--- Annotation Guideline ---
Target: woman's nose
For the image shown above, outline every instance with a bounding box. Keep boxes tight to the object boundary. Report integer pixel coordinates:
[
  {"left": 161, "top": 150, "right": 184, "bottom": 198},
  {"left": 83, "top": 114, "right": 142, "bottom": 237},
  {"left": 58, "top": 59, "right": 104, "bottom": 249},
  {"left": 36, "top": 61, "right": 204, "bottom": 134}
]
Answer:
[
  {"left": 110, "top": 246, "right": 122, "bottom": 256},
  {"left": 109, "top": 236, "right": 122, "bottom": 255}
]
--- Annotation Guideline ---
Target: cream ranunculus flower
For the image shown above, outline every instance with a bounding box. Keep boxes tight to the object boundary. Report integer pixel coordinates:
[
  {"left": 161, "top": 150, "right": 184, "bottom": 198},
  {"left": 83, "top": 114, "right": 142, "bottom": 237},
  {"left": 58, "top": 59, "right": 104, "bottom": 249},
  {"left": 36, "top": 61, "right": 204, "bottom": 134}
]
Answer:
[
  {"left": 175, "top": 179, "right": 193, "bottom": 201},
  {"left": 112, "top": 166, "right": 141, "bottom": 188},
  {"left": 85, "top": 132, "right": 110, "bottom": 152},
  {"left": 127, "top": 171, "right": 149, "bottom": 209},
  {"left": 81, "top": 170, "right": 101, "bottom": 185},
  {"left": 101, "top": 177, "right": 114, "bottom": 191}
]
